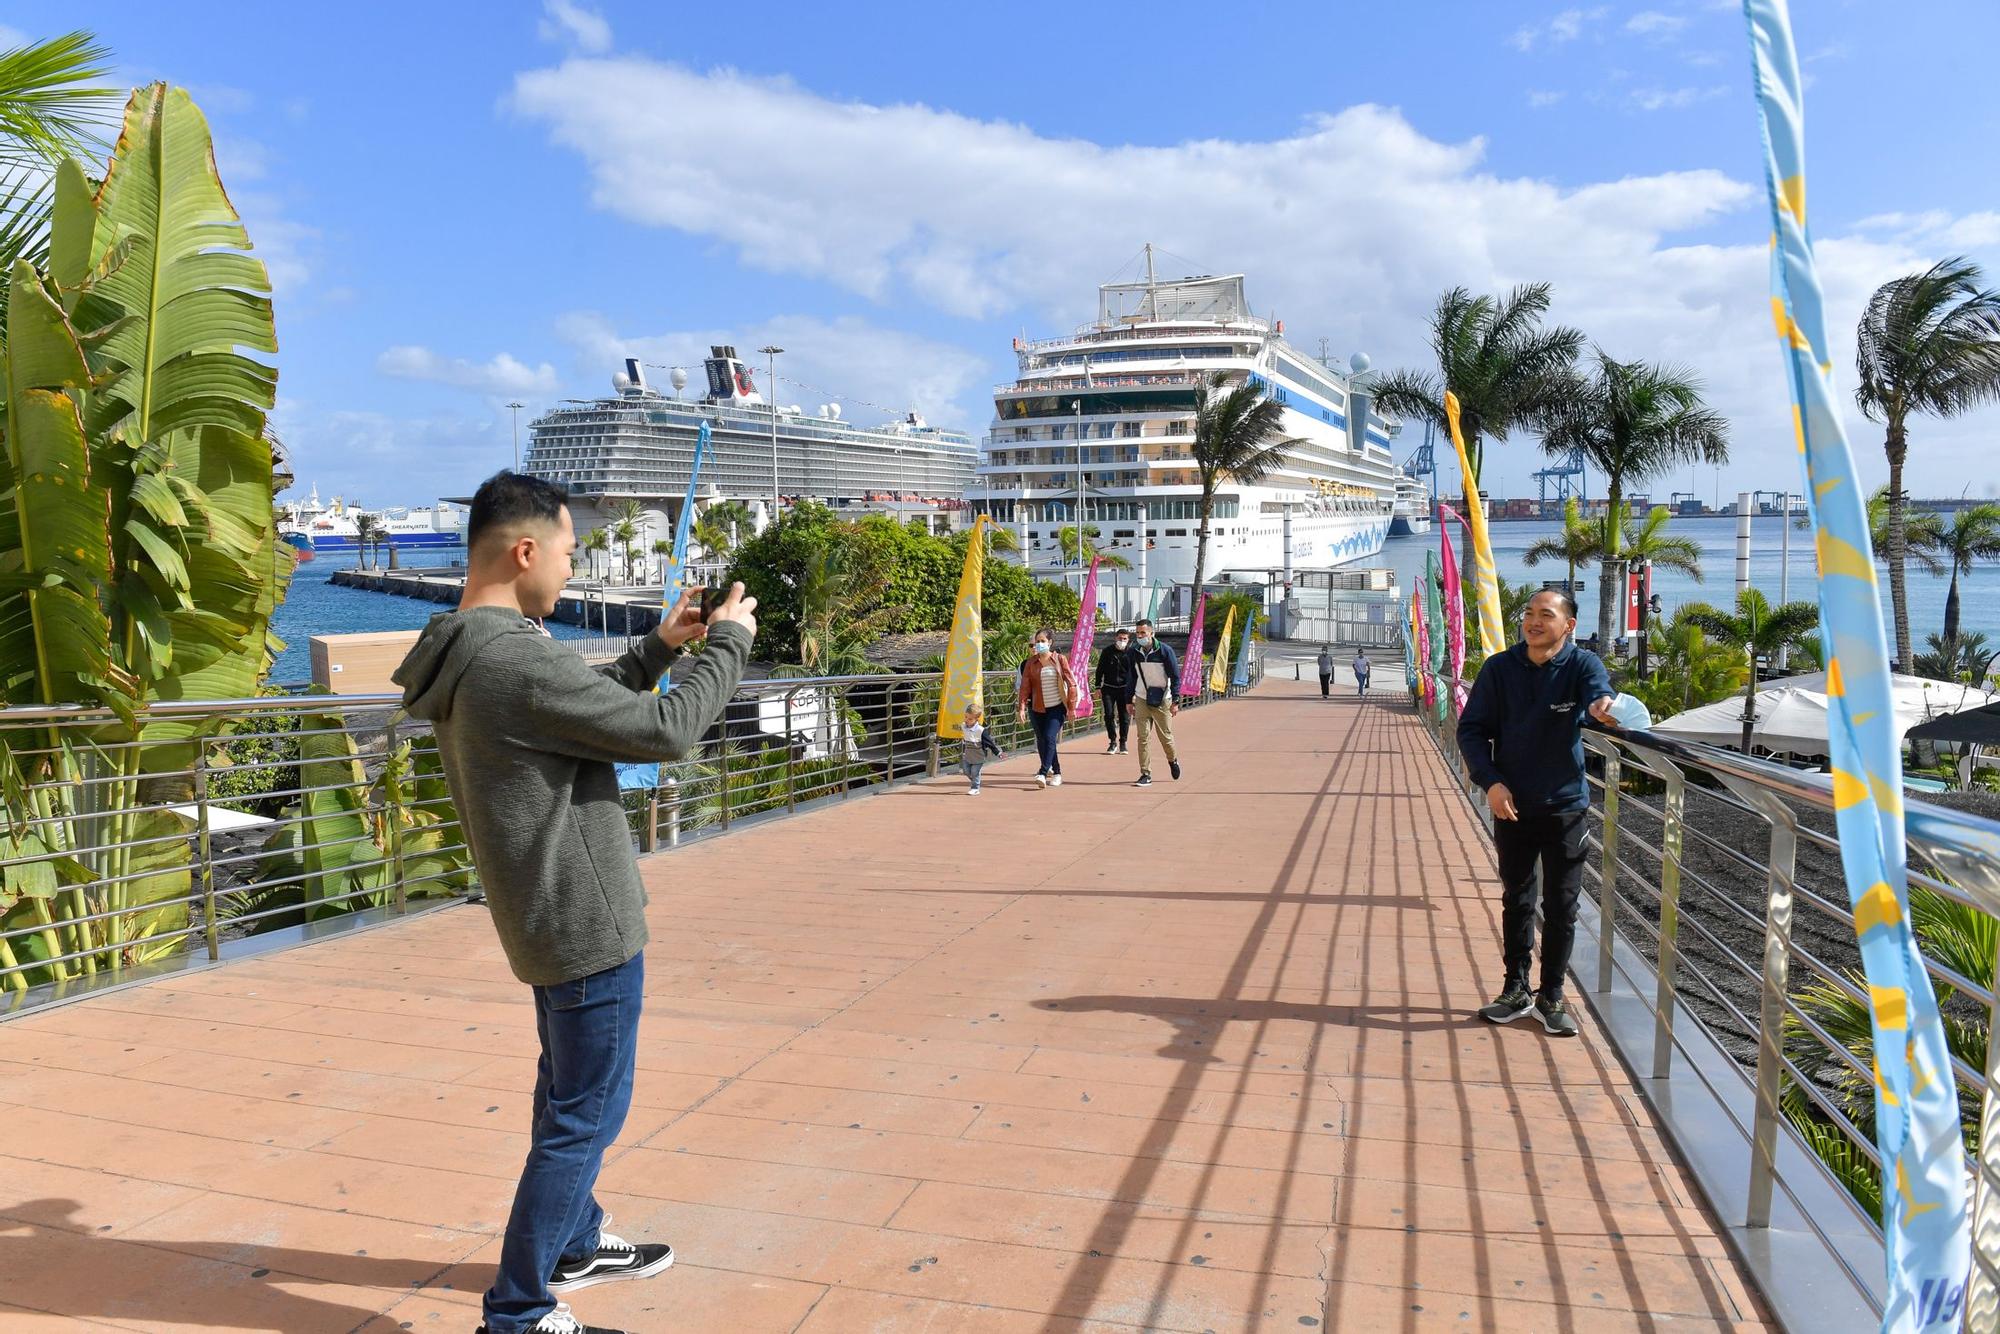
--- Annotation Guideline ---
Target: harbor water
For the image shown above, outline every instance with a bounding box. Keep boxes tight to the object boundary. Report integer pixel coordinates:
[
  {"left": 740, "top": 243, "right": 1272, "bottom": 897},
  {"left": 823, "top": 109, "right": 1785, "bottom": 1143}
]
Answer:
[
  {"left": 269, "top": 551, "right": 598, "bottom": 685},
  {"left": 1379, "top": 513, "right": 1999, "bottom": 654}
]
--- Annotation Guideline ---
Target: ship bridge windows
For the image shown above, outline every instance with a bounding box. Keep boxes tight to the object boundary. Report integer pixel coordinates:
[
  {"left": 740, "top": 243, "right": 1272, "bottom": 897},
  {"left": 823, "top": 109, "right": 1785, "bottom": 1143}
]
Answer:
[{"left": 996, "top": 390, "right": 1198, "bottom": 420}]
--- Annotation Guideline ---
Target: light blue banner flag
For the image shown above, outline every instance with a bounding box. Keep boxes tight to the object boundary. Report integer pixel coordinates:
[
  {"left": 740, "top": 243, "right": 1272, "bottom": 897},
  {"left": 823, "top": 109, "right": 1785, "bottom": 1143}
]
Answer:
[
  {"left": 655, "top": 419, "right": 712, "bottom": 694},
  {"left": 1231, "top": 605, "right": 1255, "bottom": 688},
  {"left": 1745, "top": 3, "right": 1970, "bottom": 1327}
]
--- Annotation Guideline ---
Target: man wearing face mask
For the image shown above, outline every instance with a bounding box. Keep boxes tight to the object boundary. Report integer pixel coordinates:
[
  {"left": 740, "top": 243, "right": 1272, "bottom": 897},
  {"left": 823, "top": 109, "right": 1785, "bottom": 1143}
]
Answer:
[
  {"left": 1128, "top": 618, "right": 1182, "bottom": 788},
  {"left": 1094, "top": 628, "right": 1137, "bottom": 754},
  {"left": 1016, "top": 628, "right": 1080, "bottom": 788}
]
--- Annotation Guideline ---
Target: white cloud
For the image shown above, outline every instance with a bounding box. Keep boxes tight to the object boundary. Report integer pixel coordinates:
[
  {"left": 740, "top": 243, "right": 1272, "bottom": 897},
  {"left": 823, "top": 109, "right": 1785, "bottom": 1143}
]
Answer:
[
  {"left": 377, "top": 346, "right": 561, "bottom": 396},
  {"left": 511, "top": 55, "right": 2000, "bottom": 497},
  {"left": 538, "top": 0, "right": 612, "bottom": 54},
  {"left": 553, "top": 311, "right": 992, "bottom": 432},
  {"left": 0, "top": 25, "right": 29, "bottom": 50},
  {"left": 1509, "top": 7, "right": 1608, "bottom": 51},
  {"left": 1631, "top": 84, "right": 1727, "bottom": 111},
  {"left": 1625, "top": 11, "right": 1686, "bottom": 38},
  {"left": 272, "top": 401, "right": 513, "bottom": 504},
  {"left": 1527, "top": 90, "right": 1567, "bottom": 108}
]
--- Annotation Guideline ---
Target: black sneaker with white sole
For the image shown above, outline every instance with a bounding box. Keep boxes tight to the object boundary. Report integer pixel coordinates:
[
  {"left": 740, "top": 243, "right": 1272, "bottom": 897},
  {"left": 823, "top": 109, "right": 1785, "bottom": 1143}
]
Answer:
[
  {"left": 1478, "top": 983, "right": 1535, "bottom": 1024},
  {"left": 1536, "top": 994, "right": 1580, "bottom": 1037},
  {"left": 1169, "top": 759, "right": 1182, "bottom": 781},
  {"left": 548, "top": 1220, "right": 675, "bottom": 1293},
  {"left": 1134, "top": 774, "right": 1153, "bottom": 787},
  {"left": 477, "top": 1301, "right": 626, "bottom": 1334}
]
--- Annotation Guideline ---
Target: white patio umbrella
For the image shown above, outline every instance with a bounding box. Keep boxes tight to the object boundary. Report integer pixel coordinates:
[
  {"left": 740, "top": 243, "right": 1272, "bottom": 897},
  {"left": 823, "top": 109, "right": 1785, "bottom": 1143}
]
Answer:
[{"left": 1650, "top": 672, "right": 2000, "bottom": 754}]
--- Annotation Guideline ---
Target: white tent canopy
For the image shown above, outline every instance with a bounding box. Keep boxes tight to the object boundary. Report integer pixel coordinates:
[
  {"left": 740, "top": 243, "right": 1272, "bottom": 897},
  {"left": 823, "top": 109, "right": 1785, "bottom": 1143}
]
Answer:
[{"left": 1650, "top": 672, "right": 2000, "bottom": 755}]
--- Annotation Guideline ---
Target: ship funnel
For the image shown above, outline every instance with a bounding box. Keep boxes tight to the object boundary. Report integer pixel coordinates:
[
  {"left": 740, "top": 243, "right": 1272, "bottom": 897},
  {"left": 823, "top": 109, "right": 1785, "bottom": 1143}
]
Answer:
[{"left": 623, "top": 357, "right": 647, "bottom": 392}]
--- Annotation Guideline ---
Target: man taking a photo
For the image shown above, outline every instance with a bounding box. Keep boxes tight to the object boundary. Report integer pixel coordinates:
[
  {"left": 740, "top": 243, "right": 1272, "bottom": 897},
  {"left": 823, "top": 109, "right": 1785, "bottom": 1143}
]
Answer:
[
  {"left": 394, "top": 472, "right": 757, "bottom": 1334},
  {"left": 1455, "top": 589, "right": 1615, "bottom": 1038}
]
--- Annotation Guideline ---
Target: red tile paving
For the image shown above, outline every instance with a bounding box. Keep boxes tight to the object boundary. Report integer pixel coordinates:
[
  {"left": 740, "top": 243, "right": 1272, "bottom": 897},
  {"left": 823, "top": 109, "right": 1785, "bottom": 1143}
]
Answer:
[{"left": 0, "top": 679, "right": 1773, "bottom": 1331}]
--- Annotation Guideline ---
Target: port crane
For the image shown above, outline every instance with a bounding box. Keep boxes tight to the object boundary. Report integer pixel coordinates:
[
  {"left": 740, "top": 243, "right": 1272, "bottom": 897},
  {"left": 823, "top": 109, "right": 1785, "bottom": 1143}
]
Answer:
[{"left": 1531, "top": 448, "right": 1587, "bottom": 514}]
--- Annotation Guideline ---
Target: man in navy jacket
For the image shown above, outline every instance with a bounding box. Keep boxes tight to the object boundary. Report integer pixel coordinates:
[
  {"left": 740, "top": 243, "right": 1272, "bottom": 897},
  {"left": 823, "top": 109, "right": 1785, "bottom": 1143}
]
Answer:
[{"left": 1456, "top": 589, "right": 1616, "bottom": 1037}]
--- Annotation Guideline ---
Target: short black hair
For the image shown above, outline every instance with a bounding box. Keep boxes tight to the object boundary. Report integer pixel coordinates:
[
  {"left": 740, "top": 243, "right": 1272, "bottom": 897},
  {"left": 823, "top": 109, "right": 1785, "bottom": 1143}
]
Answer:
[
  {"left": 1530, "top": 587, "right": 1579, "bottom": 621},
  {"left": 468, "top": 471, "right": 569, "bottom": 550},
  {"left": 1135, "top": 617, "right": 1155, "bottom": 630}
]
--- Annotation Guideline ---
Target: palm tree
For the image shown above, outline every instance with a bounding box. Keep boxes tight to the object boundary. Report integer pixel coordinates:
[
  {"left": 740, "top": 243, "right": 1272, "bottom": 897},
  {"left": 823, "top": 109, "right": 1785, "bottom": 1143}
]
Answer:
[
  {"left": 608, "top": 499, "right": 646, "bottom": 585},
  {"left": 1371, "top": 284, "right": 1583, "bottom": 574},
  {"left": 1631, "top": 608, "right": 1750, "bottom": 719},
  {"left": 1682, "top": 588, "right": 1821, "bottom": 750},
  {"left": 1539, "top": 352, "right": 1729, "bottom": 651},
  {"left": 650, "top": 538, "right": 672, "bottom": 584},
  {"left": 1189, "top": 371, "right": 1295, "bottom": 597},
  {"left": 1521, "top": 496, "right": 1603, "bottom": 599},
  {"left": 582, "top": 527, "right": 610, "bottom": 580},
  {"left": 351, "top": 513, "right": 383, "bottom": 570},
  {"left": 1914, "top": 630, "right": 2000, "bottom": 687},
  {"left": 796, "top": 542, "right": 895, "bottom": 676},
  {"left": 1055, "top": 524, "right": 1131, "bottom": 570},
  {"left": 0, "top": 31, "right": 116, "bottom": 323},
  {"left": 1855, "top": 257, "right": 2000, "bottom": 670},
  {"left": 693, "top": 499, "right": 754, "bottom": 561},
  {"left": 1618, "top": 504, "right": 1705, "bottom": 674},
  {"left": 1932, "top": 503, "right": 2000, "bottom": 644}
]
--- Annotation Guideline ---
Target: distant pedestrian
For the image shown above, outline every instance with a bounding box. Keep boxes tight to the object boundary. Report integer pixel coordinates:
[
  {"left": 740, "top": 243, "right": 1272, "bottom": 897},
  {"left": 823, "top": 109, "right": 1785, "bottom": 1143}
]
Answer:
[
  {"left": 1095, "top": 627, "right": 1137, "bottom": 753},
  {"left": 1316, "top": 644, "right": 1334, "bottom": 699},
  {"left": 1129, "top": 618, "right": 1183, "bottom": 787},
  {"left": 395, "top": 471, "right": 757, "bottom": 1334},
  {"left": 960, "top": 703, "right": 1002, "bottom": 795},
  {"left": 1456, "top": 589, "right": 1616, "bottom": 1039},
  {"left": 1017, "top": 628, "right": 1079, "bottom": 788},
  {"left": 1352, "top": 650, "right": 1371, "bottom": 696}
]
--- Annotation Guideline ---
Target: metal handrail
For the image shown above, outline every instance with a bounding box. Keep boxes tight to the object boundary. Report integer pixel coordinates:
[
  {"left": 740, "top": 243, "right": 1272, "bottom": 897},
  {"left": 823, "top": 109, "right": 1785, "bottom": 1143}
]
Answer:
[
  {"left": 1, "top": 651, "right": 1264, "bottom": 1012},
  {"left": 1409, "top": 685, "right": 2000, "bottom": 1326}
]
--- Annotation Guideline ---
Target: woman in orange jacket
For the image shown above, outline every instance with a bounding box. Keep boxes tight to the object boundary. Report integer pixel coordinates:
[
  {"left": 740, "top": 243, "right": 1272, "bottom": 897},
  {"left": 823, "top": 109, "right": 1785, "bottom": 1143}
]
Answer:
[{"left": 1016, "top": 628, "right": 1080, "bottom": 788}]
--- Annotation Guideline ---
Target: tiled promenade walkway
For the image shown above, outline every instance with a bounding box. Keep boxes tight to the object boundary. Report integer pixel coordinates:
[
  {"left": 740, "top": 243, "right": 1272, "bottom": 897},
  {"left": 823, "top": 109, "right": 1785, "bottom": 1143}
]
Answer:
[{"left": 0, "top": 679, "right": 1771, "bottom": 1331}]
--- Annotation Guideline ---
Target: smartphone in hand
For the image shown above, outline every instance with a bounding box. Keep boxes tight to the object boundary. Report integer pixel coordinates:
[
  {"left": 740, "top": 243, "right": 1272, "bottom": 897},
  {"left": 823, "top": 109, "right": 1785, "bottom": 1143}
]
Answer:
[{"left": 700, "top": 585, "right": 730, "bottom": 621}]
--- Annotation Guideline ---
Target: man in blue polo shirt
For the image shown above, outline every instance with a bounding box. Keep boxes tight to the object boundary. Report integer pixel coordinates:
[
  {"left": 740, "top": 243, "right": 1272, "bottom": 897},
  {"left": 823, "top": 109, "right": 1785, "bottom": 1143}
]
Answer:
[{"left": 1456, "top": 589, "right": 1616, "bottom": 1037}]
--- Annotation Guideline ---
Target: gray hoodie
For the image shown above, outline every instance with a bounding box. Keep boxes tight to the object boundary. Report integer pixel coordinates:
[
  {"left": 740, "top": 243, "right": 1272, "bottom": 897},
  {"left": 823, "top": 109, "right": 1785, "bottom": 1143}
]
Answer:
[{"left": 393, "top": 606, "right": 751, "bottom": 986}]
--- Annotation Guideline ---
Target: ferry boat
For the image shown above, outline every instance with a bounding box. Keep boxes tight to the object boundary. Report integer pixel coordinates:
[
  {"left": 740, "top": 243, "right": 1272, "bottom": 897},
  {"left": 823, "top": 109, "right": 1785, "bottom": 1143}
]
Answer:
[
  {"left": 968, "top": 251, "right": 1401, "bottom": 609},
  {"left": 523, "top": 351, "right": 976, "bottom": 517},
  {"left": 278, "top": 486, "right": 466, "bottom": 553}
]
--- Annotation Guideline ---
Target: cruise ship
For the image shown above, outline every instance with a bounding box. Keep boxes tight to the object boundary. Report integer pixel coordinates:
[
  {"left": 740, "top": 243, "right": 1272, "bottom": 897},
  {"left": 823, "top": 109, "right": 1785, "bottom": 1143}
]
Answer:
[
  {"left": 523, "top": 351, "right": 976, "bottom": 517},
  {"left": 1390, "top": 469, "right": 1433, "bottom": 537},
  {"left": 968, "top": 256, "right": 1402, "bottom": 610},
  {"left": 278, "top": 486, "right": 465, "bottom": 553}
]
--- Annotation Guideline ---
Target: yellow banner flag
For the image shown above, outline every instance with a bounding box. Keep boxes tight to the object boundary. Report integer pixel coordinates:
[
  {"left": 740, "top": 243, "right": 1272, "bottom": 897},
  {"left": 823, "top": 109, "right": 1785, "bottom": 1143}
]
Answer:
[
  {"left": 1209, "top": 605, "right": 1236, "bottom": 695},
  {"left": 936, "top": 515, "right": 987, "bottom": 739},
  {"left": 1444, "top": 391, "right": 1506, "bottom": 654}
]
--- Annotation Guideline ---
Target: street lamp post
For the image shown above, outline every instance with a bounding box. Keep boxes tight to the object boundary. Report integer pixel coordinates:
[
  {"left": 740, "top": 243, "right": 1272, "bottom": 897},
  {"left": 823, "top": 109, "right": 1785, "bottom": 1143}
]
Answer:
[
  {"left": 760, "top": 345, "right": 784, "bottom": 519},
  {"left": 507, "top": 401, "right": 524, "bottom": 471}
]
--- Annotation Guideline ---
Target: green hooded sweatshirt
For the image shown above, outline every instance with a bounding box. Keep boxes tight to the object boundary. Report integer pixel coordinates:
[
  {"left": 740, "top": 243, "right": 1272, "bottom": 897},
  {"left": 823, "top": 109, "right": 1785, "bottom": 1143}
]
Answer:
[{"left": 392, "top": 606, "right": 751, "bottom": 986}]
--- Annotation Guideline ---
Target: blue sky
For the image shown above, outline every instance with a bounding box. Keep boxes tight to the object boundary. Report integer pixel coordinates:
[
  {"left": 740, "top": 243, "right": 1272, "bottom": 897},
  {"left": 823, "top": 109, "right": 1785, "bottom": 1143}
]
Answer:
[{"left": 12, "top": 0, "right": 1999, "bottom": 507}]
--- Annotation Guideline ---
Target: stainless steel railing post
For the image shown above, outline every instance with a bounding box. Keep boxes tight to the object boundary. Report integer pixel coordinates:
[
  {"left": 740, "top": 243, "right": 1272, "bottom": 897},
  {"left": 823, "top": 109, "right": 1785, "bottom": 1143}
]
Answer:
[
  {"left": 1592, "top": 736, "right": 1622, "bottom": 996},
  {"left": 663, "top": 777, "right": 681, "bottom": 848},
  {"left": 1618, "top": 745, "right": 1689, "bottom": 1080},
  {"left": 194, "top": 748, "right": 220, "bottom": 962},
  {"left": 1713, "top": 773, "right": 1800, "bottom": 1229},
  {"left": 384, "top": 718, "right": 409, "bottom": 916},
  {"left": 783, "top": 690, "right": 798, "bottom": 814}
]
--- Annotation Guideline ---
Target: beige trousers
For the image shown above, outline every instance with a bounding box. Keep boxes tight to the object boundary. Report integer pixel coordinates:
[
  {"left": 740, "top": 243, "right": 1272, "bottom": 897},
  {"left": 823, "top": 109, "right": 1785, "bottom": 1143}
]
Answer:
[{"left": 1133, "top": 699, "right": 1178, "bottom": 776}]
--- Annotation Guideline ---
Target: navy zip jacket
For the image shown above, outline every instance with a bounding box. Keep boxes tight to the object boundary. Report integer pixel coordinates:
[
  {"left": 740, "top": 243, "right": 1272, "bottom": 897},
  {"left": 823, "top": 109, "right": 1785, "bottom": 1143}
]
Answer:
[{"left": 1455, "top": 641, "right": 1614, "bottom": 815}]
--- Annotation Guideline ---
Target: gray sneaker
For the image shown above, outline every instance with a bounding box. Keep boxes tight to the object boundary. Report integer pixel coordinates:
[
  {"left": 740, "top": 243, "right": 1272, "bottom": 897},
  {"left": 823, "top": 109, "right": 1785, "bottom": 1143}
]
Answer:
[
  {"left": 1478, "top": 983, "right": 1534, "bottom": 1025},
  {"left": 1536, "top": 994, "right": 1580, "bottom": 1037}
]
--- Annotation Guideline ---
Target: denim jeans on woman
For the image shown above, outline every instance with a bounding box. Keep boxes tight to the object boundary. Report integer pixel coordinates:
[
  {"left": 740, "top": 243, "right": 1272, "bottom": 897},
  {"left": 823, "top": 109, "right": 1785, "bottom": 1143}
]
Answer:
[
  {"left": 1031, "top": 704, "right": 1067, "bottom": 776},
  {"left": 483, "top": 950, "right": 645, "bottom": 1333}
]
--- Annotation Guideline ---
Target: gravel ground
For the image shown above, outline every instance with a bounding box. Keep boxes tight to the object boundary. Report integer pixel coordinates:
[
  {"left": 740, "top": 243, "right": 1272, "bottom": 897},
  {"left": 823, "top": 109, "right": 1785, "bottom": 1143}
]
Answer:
[{"left": 1593, "top": 774, "right": 2000, "bottom": 1068}]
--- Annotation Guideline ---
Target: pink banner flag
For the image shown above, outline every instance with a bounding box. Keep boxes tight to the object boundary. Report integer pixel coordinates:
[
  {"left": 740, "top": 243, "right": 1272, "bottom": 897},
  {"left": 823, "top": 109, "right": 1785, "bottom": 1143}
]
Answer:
[
  {"left": 1179, "top": 593, "right": 1208, "bottom": 698},
  {"left": 1438, "top": 503, "right": 1466, "bottom": 683},
  {"left": 1067, "top": 556, "right": 1099, "bottom": 717}
]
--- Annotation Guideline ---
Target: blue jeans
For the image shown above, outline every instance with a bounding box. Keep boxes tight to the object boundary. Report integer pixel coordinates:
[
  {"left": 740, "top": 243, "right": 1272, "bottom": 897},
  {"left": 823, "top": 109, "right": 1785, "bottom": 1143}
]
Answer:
[
  {"left": 484, "top": 951, "right": 644, "bottom": 1333},
  {"left": 1031, "top": 705, "right": 1066, "bottom": 775}
]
